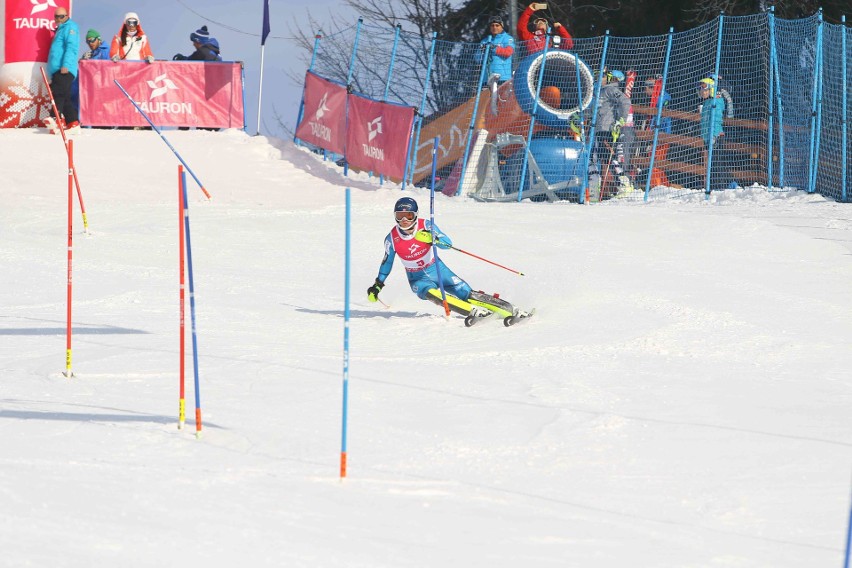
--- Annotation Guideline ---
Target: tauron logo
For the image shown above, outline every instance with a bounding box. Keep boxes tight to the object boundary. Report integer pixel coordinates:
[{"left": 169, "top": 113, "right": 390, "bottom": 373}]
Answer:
[
  {"left": 367, "top": 116, "right": 382, "bottom": 142},
  {"left": 147, "top": 74, "right": 178, "bottom": 99},
  {"left": 30, "top": 0, "right": 58, "bottom": 15},
  {"left": 315, "top": 92, "right": 330, "bottom": 120}
]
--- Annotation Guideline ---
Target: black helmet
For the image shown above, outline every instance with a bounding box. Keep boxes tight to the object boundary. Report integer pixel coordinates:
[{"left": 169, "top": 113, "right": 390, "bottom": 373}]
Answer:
[{"left": 394, "top": 197, "right": 418, "bottom": 230}]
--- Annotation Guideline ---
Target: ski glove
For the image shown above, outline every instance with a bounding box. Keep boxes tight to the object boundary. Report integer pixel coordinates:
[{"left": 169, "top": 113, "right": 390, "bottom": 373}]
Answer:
[
  {"left": 414, "top": 230, "right": 450, "bottom": 249},
  {"left": 367, "top": 278, "right": 384, "bottom": 302},
  {"left": 611, "top": 118, "right": 626, "bottom": 142}
]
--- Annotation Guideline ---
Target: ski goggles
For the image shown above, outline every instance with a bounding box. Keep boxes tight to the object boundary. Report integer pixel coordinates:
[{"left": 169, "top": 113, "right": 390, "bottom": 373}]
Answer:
[
  {"left": 86, "top": 37, "right": 100, "bottom": 44},
  {"left": 126, "top": 19, "right": 138, "bottom": 26},
  {"left": 395, "top": 212, "right": 415, "bottom": 221}
]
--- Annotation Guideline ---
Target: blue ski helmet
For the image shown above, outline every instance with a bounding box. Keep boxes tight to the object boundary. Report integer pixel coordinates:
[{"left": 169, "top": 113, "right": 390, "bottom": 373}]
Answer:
[{"left": 394, "top": 197, "right": 418, "bottom": 230}]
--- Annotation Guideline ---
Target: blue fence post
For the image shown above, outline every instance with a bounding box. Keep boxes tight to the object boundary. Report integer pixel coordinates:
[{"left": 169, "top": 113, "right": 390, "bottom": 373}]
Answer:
[
  {"left": 294, "top": 33, "right": 323, "bottom": 146},
  {"left": 378, "top": 24, "right": 402, "bottom": 186},
  {"left": 811, "top": 13, "right": 825, "bottom": 195},
  {"left": 842, "top": 15, "right": 848, "bottom": 202},
  {"left": 806, "top": 11, "right": 823, "bottom": 194},
  {"left": 704, "top": 13, "right": 725, "bottom": 198},
  {"left": 581, "top": 32, "right": 610, "bottom": 203},
  {"left": 772, "top": 11, "right": 787, "bottom": 189},
  {"left": 767, "top": 11, "right": 777, "bottom": 189},
  {"left": 517, "top": 31, "right": 553, "bottom": 202},
  {"left": 645, "top": 27, "right": 674, "bottom": 201},
  {"left": 342, "top": 18, "right": 364, "bottom": 177},
  {"left": 406, "top": 32, "right": 438, "bottom": 188},
  {"left": 572, "top": 56, "right": 586, "bottom": 203},
  {"left": 455, "top": 43, "right": 491, "bottom": 197}
]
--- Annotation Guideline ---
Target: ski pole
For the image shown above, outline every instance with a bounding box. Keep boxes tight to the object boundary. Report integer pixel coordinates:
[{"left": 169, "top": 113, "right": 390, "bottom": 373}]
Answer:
[{"left": 438, "top": 242, "right": 525, "bottom": 276}]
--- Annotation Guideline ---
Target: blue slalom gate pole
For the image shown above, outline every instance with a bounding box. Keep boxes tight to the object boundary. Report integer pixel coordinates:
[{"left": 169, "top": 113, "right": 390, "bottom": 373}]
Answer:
[
  {"left": 429, "top": 137, "right": 450, "bottom": 317},
  {"left": 844, "top": 476, "right": 852, "bottom": 568},
  {"left": 767, "top": 10, "right": 778, "bottom": 189},
  {"left": 806, "top": 12, "right": 823, "bottom": 194},
  {"left": 114, "top": 79, "right": 211, "bottom": 200},
  {"left": 340, "top": 187, "right": 351, "bottom": 478},
  {"left": 842, "top": 15, "right": 848, "bottom": 202},
  {"left": 180, "top": 169, "right": 203, "bottom": 438}
]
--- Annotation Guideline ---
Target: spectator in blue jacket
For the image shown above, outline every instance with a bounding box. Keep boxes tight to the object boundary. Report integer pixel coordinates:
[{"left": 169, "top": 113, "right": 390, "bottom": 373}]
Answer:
[
  {"left": 71, "top": 29, "right": 110, "bottom": 116},
  {"left": 698, "top": 77, "right": 732, "bottom": 190},
  {"left": 45, "top": 7, "right": 80, "bottom": 131},
  {"left": 81, "top": 29, "right": 111, "bottom": 60},
  {"left": 480, "top": 16, "right": 514, "bottom": 85}
]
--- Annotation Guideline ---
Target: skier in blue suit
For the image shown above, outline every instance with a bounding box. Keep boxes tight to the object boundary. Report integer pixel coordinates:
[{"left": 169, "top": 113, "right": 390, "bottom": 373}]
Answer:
[{"left": 367, "top": 198, "right": 526, "bottom": 324}]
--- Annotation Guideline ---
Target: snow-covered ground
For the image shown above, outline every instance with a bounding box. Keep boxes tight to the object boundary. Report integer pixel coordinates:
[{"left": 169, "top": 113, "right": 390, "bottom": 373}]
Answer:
[{"left": 1, "top": 127, "right": 851, "bottom": 567}]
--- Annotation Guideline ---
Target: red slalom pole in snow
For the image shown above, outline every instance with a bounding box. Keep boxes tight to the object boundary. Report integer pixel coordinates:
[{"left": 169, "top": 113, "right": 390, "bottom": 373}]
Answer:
[
  {"left": 63, "top": 140, "right": 74, "bottom": 378},
  {"left": 40, "top": 66, "right": 89, "bottom": 233}
]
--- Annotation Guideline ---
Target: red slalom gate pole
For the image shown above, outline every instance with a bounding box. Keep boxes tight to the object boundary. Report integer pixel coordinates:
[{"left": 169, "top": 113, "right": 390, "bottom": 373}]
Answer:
[
  {"left": 178, "top": 165, "right": 186, "bottom": 429},
  {"left": 64, "top": 140, "right": 74, "bottom": 378},
  {"left": 40, "top": 67, "right": 89, "bottom": 233}
]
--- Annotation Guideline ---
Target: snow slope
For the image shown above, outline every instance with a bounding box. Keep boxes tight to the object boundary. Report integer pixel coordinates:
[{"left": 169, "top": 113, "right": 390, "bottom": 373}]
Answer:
[{"left": 1, "top": 127, "right": 851, "bottom": 567}]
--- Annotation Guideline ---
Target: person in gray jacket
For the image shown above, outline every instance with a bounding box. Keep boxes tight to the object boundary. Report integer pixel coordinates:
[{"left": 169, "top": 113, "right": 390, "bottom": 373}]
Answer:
[{"left": 589, "top": 70, "right": 632, "bottom": 198}]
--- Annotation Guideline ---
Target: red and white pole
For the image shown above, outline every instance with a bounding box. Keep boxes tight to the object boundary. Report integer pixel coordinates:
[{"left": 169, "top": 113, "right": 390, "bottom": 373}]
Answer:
[
  {"left": 64, "top": 140, "right": 74, "bottom": 378},
  {"left": 178, "top": 165, "right": 186, "bottom": 428}
]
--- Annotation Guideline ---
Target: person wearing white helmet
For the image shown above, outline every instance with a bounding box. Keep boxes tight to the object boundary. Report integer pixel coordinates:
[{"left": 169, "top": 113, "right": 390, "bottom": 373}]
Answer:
[{"left": 110, "top": 12, "right": 155, "bottom": 63}]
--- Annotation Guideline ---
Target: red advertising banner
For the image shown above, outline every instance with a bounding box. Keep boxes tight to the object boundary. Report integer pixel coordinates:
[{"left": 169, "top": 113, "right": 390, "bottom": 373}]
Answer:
[
  {"left": 4, "top": 0, "right": 69, "bottom": 63},
  {"left": 345, "top": 94, "right": 415, "bottom": 180},
  {"left": 78, "top": 60, "right": 245, "bottom": 128},
  {"left": 0, "top": 0, "right": 72, "bottom": 127},
  {"left": 294, "top": 71, "right": 346, "bottom": 155}
]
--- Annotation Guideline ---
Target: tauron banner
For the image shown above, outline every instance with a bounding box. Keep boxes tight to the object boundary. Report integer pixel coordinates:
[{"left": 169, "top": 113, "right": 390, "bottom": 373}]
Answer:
[
  {"left": 0, "top": 0, "right": 72, "bottom": 128},
  {"left": 294, "top": 71, "right": 346, "bottom": 155},
  {"left": 78, "top": 60, "right": 245, "bottom": 128},
  {"left": 346, "top": 93, "right": 415, "bottom": 180}
]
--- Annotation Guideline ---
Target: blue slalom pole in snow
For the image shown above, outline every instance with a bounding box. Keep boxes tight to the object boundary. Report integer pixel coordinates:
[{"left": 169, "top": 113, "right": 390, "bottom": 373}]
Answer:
[
  {"left": 429, "top": 137, "right": 450, "bottom": 317},
  {"left": 181, "top": 169, "right": 203, "bottom": 438},
  {"left": 845, "top": 471, "right": 852, "bottom": 568},
  {"left": 114, "top": 80, "right": 211, "bottom": 200},
  {"left": 340, "top": 187, "right": 351, "bottom": 478}
]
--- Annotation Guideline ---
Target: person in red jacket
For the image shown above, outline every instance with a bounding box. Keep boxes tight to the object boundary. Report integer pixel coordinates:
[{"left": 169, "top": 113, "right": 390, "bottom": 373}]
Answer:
[{"left": 516, "top": 2, "right": 573, "bottom": 56}]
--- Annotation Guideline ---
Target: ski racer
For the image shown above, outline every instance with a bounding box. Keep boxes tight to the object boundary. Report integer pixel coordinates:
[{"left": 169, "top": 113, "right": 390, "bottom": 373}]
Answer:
[{"left": 367, "top": 198, "right": 527, "bottom": 325}]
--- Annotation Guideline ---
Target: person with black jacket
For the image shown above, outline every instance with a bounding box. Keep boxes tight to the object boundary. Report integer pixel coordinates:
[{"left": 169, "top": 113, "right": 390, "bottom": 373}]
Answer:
[{"left": 173, "top": 25, "right": 222, "bottom": 61}]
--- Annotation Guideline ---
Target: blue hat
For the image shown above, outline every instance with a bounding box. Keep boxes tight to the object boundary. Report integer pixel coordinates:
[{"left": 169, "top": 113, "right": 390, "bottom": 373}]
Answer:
[{"left": 190, "top": 25, "right": 210, "bottom": 44}]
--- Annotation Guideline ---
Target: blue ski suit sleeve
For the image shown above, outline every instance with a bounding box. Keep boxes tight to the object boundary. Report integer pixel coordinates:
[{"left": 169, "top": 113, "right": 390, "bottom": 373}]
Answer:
[{"left": 376, "top": 232, "right": 396, "bottom": 284}]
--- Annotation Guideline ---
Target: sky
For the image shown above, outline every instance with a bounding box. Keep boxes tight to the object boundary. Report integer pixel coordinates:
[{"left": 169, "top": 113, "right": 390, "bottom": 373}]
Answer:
[
  {"left": 2, "top": 124, "right": 852, "bottom": 566},
  {"left": 68, "top": 0, "right": 358, "bottom": 136}
]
